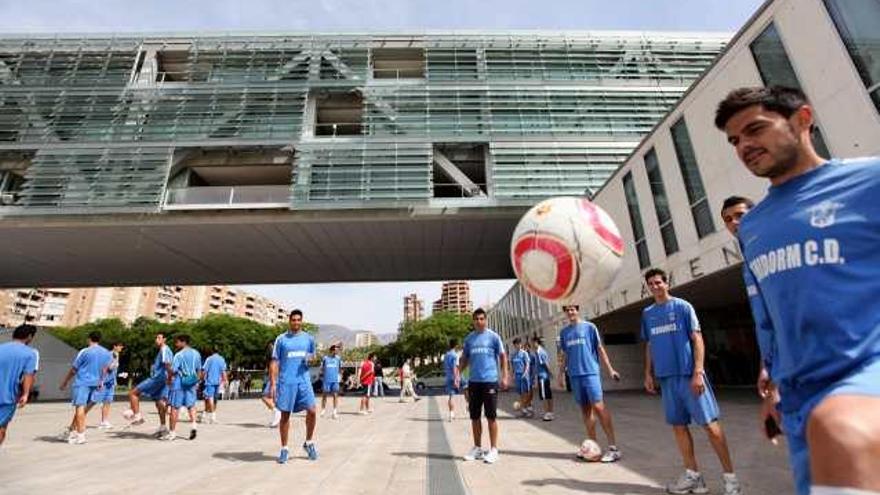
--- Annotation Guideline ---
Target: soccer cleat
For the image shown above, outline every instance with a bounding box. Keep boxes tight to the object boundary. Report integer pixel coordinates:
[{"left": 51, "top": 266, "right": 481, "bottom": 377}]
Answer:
[
  {"left": 303, "top": 441, "right": 319, "bottom": 461},
  {"left": 666, "top": 471, "right": 709, "bottom": 494},
  {"left": 722, "top": 476, "right": 743, "bottom": 495},
  {"left": 277, "top": 448, "right": 289, "bottom": 464},
  {"left": 600, "top": 448, "right": 621, "bottom": 463},
  {"left": 189, "top": 428, "right": 197, "bottom": 440},
  {"left": 483, "top": 448, "right": 499, "bottom": 464},
  {"left": 463, "top": 446, "right": 484, "bottom": 461}
]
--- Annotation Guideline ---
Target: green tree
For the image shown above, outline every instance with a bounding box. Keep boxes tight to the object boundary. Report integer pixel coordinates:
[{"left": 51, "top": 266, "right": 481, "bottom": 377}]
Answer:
[{"left": 395, "top": 311, "right": 471, "bottom": 363}]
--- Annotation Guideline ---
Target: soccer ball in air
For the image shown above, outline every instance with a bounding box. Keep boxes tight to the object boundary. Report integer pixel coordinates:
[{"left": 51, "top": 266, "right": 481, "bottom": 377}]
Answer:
[
  {"left": 511, "top": 197, "right": 624, "bottom": 306},
  {"left": 513, "top": 400, "right": 522, "bottom": 411},
  {"left": 577, "top": 439, "right": 603, "bottom": 462}
]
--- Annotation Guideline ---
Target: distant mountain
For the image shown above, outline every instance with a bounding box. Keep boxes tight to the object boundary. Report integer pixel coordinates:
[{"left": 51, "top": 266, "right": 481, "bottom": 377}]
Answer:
[{"left": 315, "top": 323, "right": 397, "bottom": 347}]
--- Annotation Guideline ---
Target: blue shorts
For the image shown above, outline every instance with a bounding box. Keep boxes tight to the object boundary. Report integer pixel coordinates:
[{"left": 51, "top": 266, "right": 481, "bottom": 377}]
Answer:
[
  {"left": 515, "top": 374, "right": 531, "bottom": 395},
  {"left": 322, "top": 382, "right": 339, "bottom": 394},
  {"left": 659, "top": 373, "right": 720, "bottom": 426},
  {"left": 445, "top": 377, "right": 460, "bottom": 396},
  {"left": 781, "top": 358, "right": 880, "bottom": 495},
  {"left": 71, "top": 385, "right": 96, "bottom": 407},
  {"left": 0, "top": 404, "right": 16, "bottom": 428},
  {"left": 570, "top": 374, "right": 603, "bottom": 406},
  {"left": 203, "top": 384, "right": 218, "bottom": 400},
  {"left": 276, "top": 379, "right": 315, "bottom": 413},
  {"left": 91, "top": 386, "right": 115, "bottom": 404},
  {"left": 169, "top": 386, "right": 197, "bottom": 409},
  {"left": 136, "top": 377, "right": 169, "bottom": 401}
]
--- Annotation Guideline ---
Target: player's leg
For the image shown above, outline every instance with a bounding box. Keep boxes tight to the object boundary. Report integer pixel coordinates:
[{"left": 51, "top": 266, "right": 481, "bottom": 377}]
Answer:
[{"left": 808, "top": 395, "right": 880, "bottom": 491}]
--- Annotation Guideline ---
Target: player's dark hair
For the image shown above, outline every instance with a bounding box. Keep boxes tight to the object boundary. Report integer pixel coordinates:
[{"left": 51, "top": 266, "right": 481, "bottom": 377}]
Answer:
[
  {"left": 534, "top": 336, "right": 544, "bottom": 346},
  {"left": 289, "top": 309, "right": 303, "bottom": 319},
  {"left": 563, "top": 304, "right": 580, "bottom": 311},
  {"left": 721, "top": 195, "right": 754, "bottom": 212},
  {"left": 644, "top": 268, "right": 668, "bottom": 283},
  {"left": 175, "top": 334, "right": 191, "bottom": 344},
  {"left": 88, "top": 331, "right": 102, "bottom": 343},
  {"left": 714, "top": 85, "right": 811, "bottom": 130},
  {"left": 448, "top": 338, "right": 457, "bottom": 349},
  {"left": 13, "top": 323, "right": 37, "bottom": 340},
  {"left": 113, "top": 340, "right": 124, "bottom": 347},
  {"left": 329, "top": 344, "right": 337, "bottom": 352},
  {"left": 512, "top": 337, "right": 522, "bottom": 345},
  {"left": 472, "top": 308, "right": 487, "bottom": 319}
]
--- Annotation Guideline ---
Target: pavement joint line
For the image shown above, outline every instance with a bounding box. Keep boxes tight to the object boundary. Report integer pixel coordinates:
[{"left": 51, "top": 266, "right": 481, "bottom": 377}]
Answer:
[{"left": 427, "top": 397, "right": 469, "bottom": 495}]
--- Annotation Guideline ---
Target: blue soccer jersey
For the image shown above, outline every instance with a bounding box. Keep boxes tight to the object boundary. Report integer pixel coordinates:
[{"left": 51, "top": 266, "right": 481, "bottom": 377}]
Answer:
[
  {"left": 529, "top": 351, "right": 538, "bottom": 379},
  {"left": 104, "top": 353, "right": 120, "bottom": 388},
  {"left": 0, "top": 342, "right": 37, "bottom": 405},
  {"left": 202, "top": 353, "right": 227, "bottom": 386},
  {"left": 322, "top": 355, "right": 341, "bottom": 384},
  {"left": 171, "top": 348, "right": 202, "bottom": 390},
  {"left": 272, "top": 331, "right": 316, "bottom": 384},
  {"left": 512, "top": 349, "right": 530, "bottom": 376},
  {"left": 443, "top": 350, "right": 459, "bottom": 380},
  {"left": 150, "top": 345, "right": 173, "bottom": 379},
  {"left": 72, "top": 345, "right": 113, "bottom": 387},
  {"left": 739, "top": 158, "right": 880, "bottom": 412},
  {"left": 535, "top": 346, "right": 551, "bottom": 379},
  {"left": 640, "top": 298, "right": 700, "bottom": 378},
  {"left": 463, "top": 329, "right": 505, "bottom": 383},
  {"left": 559, "top": 321, "right": 601, "bottom": 377}
]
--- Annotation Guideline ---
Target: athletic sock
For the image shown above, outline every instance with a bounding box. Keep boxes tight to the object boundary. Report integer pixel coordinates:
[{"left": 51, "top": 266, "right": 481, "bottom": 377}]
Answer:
[{"left": 723, "top": 473, "right": 738, "bottom": 482}]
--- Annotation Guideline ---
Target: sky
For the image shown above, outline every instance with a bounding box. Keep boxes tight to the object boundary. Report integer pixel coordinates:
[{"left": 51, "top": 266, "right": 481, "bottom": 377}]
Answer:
[{"left": 1, "top": 0, "right": 764, "bottom": 333}]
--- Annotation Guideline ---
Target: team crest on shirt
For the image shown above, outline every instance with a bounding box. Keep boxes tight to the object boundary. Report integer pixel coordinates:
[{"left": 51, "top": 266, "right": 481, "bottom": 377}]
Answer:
[{"left": 808, "top": 200, "right": 843, "bottom": 229}]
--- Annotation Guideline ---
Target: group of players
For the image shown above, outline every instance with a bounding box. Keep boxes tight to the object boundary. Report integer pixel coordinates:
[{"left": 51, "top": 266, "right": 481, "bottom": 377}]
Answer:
[{"left": 1, "top": 84, "right": 879, "bottom": 494}]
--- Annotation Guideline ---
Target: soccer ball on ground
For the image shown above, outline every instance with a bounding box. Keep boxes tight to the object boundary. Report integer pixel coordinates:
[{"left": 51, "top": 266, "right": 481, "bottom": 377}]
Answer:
[
  {"left": 513, "top": 401, "right": 521, "bottom": 411},
  {"left": 510, "top": 197, "right": 624, "bottom": 306},
  {"left": 122, "top": 409, "right": 135, "bottom": 420},
  {"left": 577, "top": 439, "right": 602, "bottom": 462}
]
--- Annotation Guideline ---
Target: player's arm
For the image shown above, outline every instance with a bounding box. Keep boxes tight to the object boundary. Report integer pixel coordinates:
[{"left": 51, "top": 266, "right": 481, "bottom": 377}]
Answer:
[
  {"left": 221, "top": 371, "right": 228, "bottom": 386},
  {"left": 642, "top": 342, "right": 656, "bottom": 394},
  {"left": 60, "top": 367, "right": 75, "bottom": 390},
  {"left": 499, "top": 351, "right": 510, "bottom": 389},
  {"left": 557, "top": 351, "right": 567, "bottom": 388},
  {"left": 19, "top": 373, "right": 35, "bottom": 408},
  {"left": 689, "top": 331, "right": 706, "bottom": 395},
  {"left": 269, "top": 359, "right": 279, "bottom": 398},
  {"left": 598, "top": 343, "right": 620, "bottom": 381},
  {"left": 743, "top": 264, "right": 782, "bottom": 440}
]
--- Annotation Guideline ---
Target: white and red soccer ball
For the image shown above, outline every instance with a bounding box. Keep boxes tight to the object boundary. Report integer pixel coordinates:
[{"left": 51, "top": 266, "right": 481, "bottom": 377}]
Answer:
[
  {"left": 577, "top": 438, "right": 603, "bottom": 462},
  {"left": 511, "top": 197, "right": 624, "bottom": 306}
]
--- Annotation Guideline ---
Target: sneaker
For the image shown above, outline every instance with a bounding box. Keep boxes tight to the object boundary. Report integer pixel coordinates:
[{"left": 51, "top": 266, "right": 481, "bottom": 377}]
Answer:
[
  {"left": 160, "top": 431, "right": 177, "bottom": 441},
  {"left": 303, "top": 441, "right": 319, "bottom": 461},
  {"left": 319, "top": 409, "right": 326, "bottom": 418},
  {"left": 130, "top": 414, "right": 145, "bottom": 426},
  {"left": 542, "top": 412, "right": 554, "bottom": 421},
  {"left": 332, "top": 411, "right": 339, "bottom": 420},
  {"left": 449, "top": 412, "right": 455, "bottom": 422},
  {"left": 269, "top": 410, "right": 281, "bottom": 428},
  {"left": 368, "top": 408, "right": 374, "bottom": 414},
  {"left": 600, "top": 448, "right": 621, "bottom": 463},
  {"left": 483, "top": 448, "right": 499, "bottom": 464},
  {"left": 153, "top": 426, "right": 169, "bottom": 438},
  {"left": 359, "top": 410, "right": 368, "bottom": 415},
  {"left": 189, "top": 428, "right": 197, "bottom": 440},
  {"left": 68, "top": 433, "right": 86, "bottom": 445},
  {"left": 58, "top": 427, "right": 73, "bottom": 441},
  {"left": 666, "top": 471, "right": 709, "bottom": 494},
  {"left": 463, "top": 446, "right": 484, "bottom": 461},
  {"left": 277, "top": 448, "right": 289, "bottom": 464},
  {"left": 722, "top": 475, "right": 742, "bottom": 495}
]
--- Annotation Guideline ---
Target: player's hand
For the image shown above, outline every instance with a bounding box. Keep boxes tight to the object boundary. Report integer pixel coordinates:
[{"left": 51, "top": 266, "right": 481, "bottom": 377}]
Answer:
[
  {"left": 267, "top": 384, "right": 275, "bottom": 399},
  {"left": 760, "top": 388, "right": 783, "bottom": 444},
  {"left": 644, "top": 374, "right": 656, "bottom": 394},
  {"left": 609, "top": 369, "right": 621, "bottom": 381},
  {"left": 757, "top": 367, "right": 771, "bottom": 398},
  {"left": 690, "top": 372, "right": 705, "bottom": 396},
  {"left": 17, "top": 395, "right": 29, "bottom": 408},
  {"left": 454, "top": 378, "right": 460, "bottom": 389},
  {"left": 59, "top": 382, "right": 67, "bottom": 391},
  {"left": 500, "top": 374, "right": 510, "bottom": 391}
]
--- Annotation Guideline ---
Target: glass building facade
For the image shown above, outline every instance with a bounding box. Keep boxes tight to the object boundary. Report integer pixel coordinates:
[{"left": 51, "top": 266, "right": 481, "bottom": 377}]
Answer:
[{"left": 0, "top": 33, "right": 726, "bottom": 214}]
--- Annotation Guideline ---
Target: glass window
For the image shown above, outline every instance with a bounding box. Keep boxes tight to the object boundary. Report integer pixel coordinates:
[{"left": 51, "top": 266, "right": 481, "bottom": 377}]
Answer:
[
  {"left": 670, "top": 118, "right": 715, "bottom": 239},
  {"left": 824, "top": 0, "right": 880, "bottom": 112},
  {"left": 644, "top": 148, "right": 679, "bottom": 256},
  {"left": 749, "top": 23, "right": 831, "bottom": 157},
  {"left": 622, "top": 172, "right": 650, "bottom": 269}
]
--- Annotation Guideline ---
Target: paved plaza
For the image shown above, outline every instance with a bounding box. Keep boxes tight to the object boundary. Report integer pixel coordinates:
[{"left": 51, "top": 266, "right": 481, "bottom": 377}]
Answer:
[{"left": 0, "top": 390, "right": 793, "bottom": 494}]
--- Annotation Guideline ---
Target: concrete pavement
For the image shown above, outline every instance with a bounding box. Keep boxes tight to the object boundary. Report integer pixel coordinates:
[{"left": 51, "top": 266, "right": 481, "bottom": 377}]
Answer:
[{"left": 0, "top": 389, "right": 794, "bottom": 494}]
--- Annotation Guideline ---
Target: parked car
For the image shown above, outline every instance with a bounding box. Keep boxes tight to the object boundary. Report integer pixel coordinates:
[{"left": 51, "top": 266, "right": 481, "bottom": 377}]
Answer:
[{"left": 415, "top": 370, "right": 447, "bottom": 392}]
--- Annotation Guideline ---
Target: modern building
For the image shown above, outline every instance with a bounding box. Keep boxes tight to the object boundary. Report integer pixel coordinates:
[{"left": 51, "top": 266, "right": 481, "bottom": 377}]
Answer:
[
  {"left": 0, "top": 285, "right": 288, "bottom": 328},
  {"left": 0, "top": 31, "right": 727, "bottom": 286},
  {"left": 432, "top": 280, "right": 473, "bottom": 315},
  {"left": 490, "top": 0, "right": 880, "bottom": 389},
  {"left": 354, "top": 331, "right": 379, "bottom": 348},
  {"left": 402, "top": 293, "right": 424, "bottom": 323}
]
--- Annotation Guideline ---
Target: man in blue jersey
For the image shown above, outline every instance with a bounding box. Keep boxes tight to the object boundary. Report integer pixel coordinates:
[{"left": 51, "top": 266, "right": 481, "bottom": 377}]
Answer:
[
  {"left": 443, "top": 339, "right": 461, "bottom": 422},
  {"left": 164, "top": 334, "right": 201, "bottom": 441},
  {"left": 716, "top": 85, "right": 880, "bottom": 495},
  {"left": 460, "top": 308, "right": 509, "bottom": 464},
  {"left": 642, "top": 269, "right": 741, "bottom": 494},
  {"left": 531, "top": 337, "right": 555, "bottom": 421},
  {"left": 319, "top": 345, "right": 342, "bottom": 420},
  {"left": 125, "top": 333, "right": 173, "bottom": 437},
  {"left": 558, "top": 305, "right": 621, "bottom": 463},
  {"left": 60, "top": 331, "right": 113, "bottom": 445},
  {"left": 200, "top": 346, "right": 228, "bottom": 425},
  {"left": 0, "top": 324, "right": 38, "bottom": 446},
  {"left": 269, "top": 309, "right": 318, "bottom": 463},
  {"left": 511, "top": 337, "right": 532, "bottom": 418},
  {"left": 91, "top": 341, "right": 124, "bottom": 429}
]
